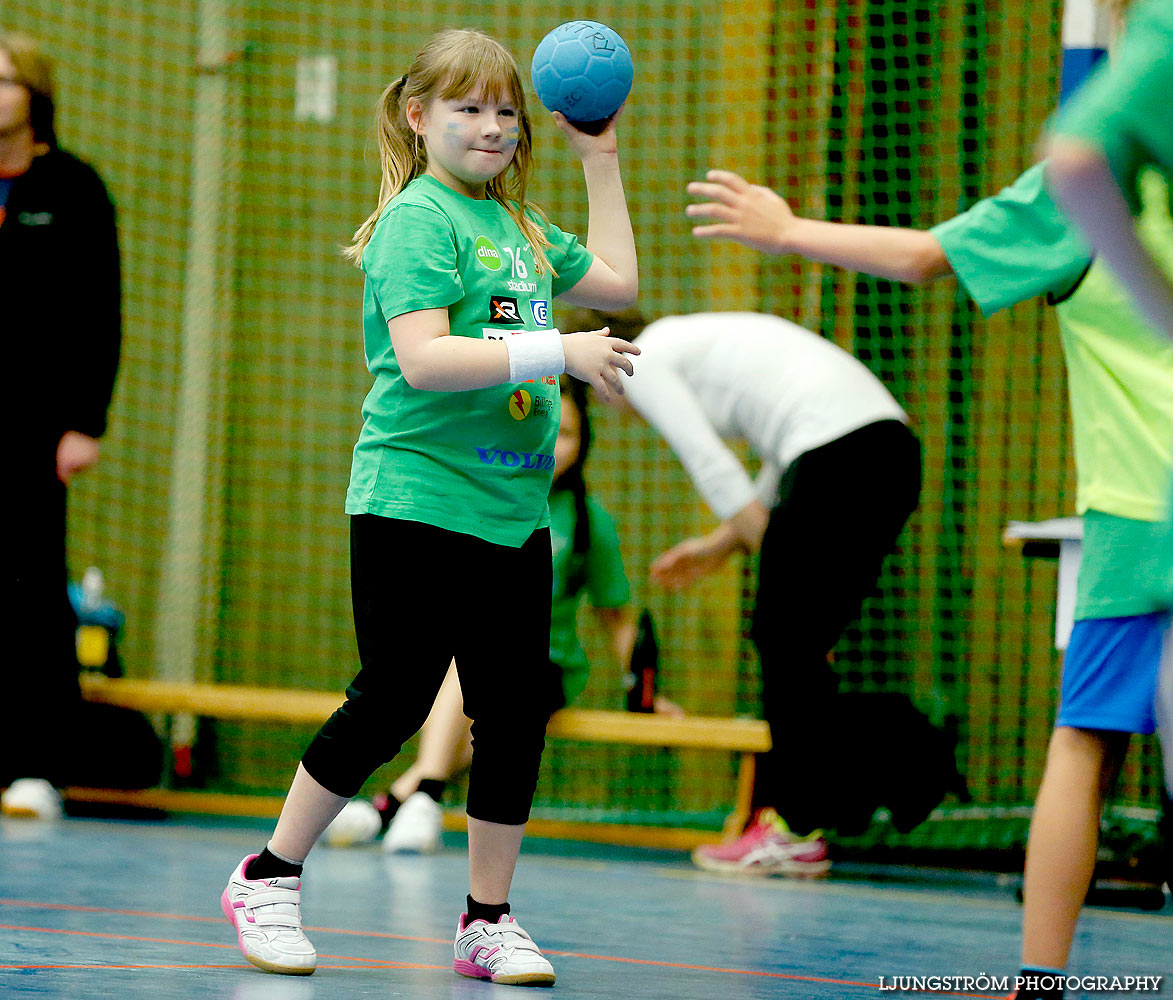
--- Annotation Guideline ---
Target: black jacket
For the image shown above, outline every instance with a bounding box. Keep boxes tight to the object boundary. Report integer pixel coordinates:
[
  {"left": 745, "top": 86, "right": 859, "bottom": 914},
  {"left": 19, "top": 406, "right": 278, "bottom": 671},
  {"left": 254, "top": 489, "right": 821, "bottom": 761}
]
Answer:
[{"left": 3, "top": 148, "right": 121, "bottom": 445}]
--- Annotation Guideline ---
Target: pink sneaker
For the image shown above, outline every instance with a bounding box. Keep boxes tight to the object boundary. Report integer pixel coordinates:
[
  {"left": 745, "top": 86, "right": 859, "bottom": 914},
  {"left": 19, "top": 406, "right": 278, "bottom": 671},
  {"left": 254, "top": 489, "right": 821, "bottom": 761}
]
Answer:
[{"left": 692, "top": 809, "right": 831, "bottom": 877}]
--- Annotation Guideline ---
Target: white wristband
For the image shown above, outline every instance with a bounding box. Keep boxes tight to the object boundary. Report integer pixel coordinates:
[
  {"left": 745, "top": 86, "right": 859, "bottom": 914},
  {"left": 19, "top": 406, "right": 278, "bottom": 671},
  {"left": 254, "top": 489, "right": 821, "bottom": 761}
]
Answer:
[{"left": 505, "top": 328, "right": 565, "bottom": 383}]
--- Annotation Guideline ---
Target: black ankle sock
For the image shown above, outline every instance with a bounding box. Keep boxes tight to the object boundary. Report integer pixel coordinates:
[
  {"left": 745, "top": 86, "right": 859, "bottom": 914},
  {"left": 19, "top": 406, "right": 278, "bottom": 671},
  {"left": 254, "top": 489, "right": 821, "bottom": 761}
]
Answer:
[
  {"left": 373, "top": 792, "right": 402, "bottom": 833},
  {"left": 465, "top": 894, "right": 510, "bottom": 925},
  {"left": 245, "top": 847, "right": 303, "bottom": 880},
  {"left": 417, "top": 778, "right": 447, "bottom": 804},
  {"left": 1014, "top": 967, "right": 1065, "bottom": 1000}
]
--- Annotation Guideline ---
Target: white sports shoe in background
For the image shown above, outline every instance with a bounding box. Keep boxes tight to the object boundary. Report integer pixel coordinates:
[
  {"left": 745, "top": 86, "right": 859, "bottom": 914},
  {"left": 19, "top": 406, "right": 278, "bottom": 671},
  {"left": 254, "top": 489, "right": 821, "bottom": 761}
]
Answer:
[
  {"left": 1, "top": 778, "right": 63, "bottom": 820},
  {"left": 383, "top": 791, "right": 442, "bottom": 854},
  {"left": 323, "top": 799, "right": 382, "bottom": 847}
]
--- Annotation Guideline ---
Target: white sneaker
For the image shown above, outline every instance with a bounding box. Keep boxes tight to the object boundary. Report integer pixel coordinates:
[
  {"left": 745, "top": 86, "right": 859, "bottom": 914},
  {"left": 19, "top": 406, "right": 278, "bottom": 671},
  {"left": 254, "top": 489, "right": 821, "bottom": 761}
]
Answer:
[
  {"left": 453, "top": 913, "right": 556, "bottom": 985},
  {"left": 221, "top": 854, "right": 316, "bottom": 975},
  {"left": 1, "top": 778, "right": 63, "bottom": 820},
  {"left": 383, "top": 791, "right": 442, "bottom": 854},
  {"left": 323, "top": 799, "right": 382, "bottom": 847}
]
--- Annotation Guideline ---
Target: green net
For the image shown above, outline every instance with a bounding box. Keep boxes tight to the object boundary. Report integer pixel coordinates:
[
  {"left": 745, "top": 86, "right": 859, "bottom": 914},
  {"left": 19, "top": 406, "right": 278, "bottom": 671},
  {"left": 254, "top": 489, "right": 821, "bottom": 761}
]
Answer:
[{"left": 13, "top": 0, "right": 1163, "bottom": 853}]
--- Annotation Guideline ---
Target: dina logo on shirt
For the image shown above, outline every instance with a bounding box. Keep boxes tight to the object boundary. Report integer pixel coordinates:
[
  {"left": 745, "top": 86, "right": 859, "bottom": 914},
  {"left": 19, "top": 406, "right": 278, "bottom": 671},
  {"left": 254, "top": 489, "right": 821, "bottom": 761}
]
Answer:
[{"left": 474, "top": 235, "right": 502, "bottom": 271}]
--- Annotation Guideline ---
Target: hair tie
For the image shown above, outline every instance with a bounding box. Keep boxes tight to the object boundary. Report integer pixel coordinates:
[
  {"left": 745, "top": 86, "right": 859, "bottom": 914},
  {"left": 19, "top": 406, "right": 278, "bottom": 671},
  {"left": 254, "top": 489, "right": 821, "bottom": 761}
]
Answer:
[{"left": 398, "top": 73, "right": 408, "bottom": 88}]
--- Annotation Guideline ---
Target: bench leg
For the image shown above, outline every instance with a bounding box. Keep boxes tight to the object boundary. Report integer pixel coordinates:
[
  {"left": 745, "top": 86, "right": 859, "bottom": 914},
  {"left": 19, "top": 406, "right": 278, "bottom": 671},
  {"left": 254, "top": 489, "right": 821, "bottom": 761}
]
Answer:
[{"left": 722, "top": 752, "right": 757, "bottom": 841}]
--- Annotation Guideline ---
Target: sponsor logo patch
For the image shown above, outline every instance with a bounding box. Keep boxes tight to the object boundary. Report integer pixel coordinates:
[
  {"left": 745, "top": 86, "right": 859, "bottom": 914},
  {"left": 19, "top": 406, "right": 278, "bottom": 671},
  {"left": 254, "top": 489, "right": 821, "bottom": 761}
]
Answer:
[
  {"left": 474, "top": 235, "right": 502, "bottom": 271},
  {"left": 475, "top": 446, "right": 555, "bottom": 471},
  {"left": 509, "top": 389, "right": 533, "bottom": 420},
  {"left": 530, "top": 299, "right": 550, "bottom": 326},
  {"left": 490, "top": 295, "right": 523, "bottom": 325}
]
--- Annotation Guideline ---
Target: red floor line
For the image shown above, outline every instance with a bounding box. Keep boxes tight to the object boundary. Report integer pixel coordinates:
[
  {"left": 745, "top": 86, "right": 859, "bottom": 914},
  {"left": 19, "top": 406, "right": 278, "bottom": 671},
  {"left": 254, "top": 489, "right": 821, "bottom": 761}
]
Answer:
[
  {"left": 0, "top": 963, "right": 446, "bottom": 972},
  {"left": 0, "top": 900, "right": 999, "bottom": 994},
  {"left": 2, "top": 964, "right": 257, "bottom": 971},
  {"left": 0, "top": 898, "right": 447, "bottom": 943},
  {"left": 0, "top": 924, "right": 406, "bottom": 967},
  {"left": 0, "top": 898, "right": 224, "bottom": 923}
]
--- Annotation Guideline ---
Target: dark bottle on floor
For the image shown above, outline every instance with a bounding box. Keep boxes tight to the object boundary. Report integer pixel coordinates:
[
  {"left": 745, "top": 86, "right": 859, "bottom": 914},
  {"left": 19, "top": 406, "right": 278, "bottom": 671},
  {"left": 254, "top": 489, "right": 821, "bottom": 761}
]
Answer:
[{"left": 625, "top": 609, "right": 659, "bottom": 713}]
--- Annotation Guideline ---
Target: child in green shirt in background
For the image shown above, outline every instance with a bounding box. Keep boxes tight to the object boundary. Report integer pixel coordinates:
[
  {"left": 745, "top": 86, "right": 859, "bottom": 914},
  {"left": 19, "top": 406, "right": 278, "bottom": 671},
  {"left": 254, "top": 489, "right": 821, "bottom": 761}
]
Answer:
[
  {"left": 685, "top": 6, "right": 1170, "bottom": 994},
  {"left": 1046, "top": 1, "right": 1173, "bottom": 877}
]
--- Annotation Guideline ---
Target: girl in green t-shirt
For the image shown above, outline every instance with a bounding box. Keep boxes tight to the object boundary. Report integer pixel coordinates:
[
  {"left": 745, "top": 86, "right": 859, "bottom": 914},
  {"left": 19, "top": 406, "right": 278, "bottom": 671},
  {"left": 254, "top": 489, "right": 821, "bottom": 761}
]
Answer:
[{"left": 220, "top": 29, "right": 639, "bottom": 987}]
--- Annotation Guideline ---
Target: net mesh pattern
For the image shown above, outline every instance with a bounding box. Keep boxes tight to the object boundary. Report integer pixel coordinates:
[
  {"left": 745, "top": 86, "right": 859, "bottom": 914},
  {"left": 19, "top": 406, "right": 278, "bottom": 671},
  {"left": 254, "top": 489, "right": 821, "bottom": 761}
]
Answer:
[{"left": 11, "top": 0, "right": 1161, "bottom": 849}]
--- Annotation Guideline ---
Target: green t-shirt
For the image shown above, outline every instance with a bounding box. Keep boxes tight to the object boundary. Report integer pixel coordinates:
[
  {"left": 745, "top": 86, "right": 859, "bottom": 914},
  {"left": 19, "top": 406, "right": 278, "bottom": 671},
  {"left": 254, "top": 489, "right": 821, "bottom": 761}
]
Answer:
[
  {"left": 1077, "top": 510, "right": 1168, "bottom": 619},
  {"left": 548, "top": 489, "right": 630, "bottom": 705},
  {"left": 931, "top": 164, "right": 1173, "bottom": 521},
  {"left": 345, "top": 176, "right": 594, "bottom": 546},
  {"left": 1050, "top": 0, "right": 1173, "bottom": 214}
]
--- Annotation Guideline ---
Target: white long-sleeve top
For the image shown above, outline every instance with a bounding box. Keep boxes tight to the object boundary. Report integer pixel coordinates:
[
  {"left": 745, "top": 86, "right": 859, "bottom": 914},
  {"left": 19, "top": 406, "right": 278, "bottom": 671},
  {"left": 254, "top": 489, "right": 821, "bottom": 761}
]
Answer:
[{"left": 624, "top": 313, "right": 908, "bottom": 520}]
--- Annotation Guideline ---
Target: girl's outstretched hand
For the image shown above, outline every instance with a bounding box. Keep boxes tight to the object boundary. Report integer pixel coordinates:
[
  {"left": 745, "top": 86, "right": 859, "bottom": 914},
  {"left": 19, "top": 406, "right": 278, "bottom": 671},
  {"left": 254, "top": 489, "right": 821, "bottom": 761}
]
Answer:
[
  {"left": 648, "top": 533, "right": 730, "bottom": 591},
  {"left": 562, "top": 326, "right": 639, "bottom": 402},
  {"left": 551, "top": 105, "right": 624, "bottom": 158},
  {"left": 685, "top": 169, "right": 796, "bottom": 255}
]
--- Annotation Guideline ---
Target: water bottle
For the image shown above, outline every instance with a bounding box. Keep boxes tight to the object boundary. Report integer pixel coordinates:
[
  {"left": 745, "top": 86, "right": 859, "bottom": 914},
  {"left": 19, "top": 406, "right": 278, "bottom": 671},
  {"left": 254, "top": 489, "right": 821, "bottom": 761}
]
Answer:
[
  {"left": 625, "top": 609, "right": 659, "bottom": 713},
  {"left": 80, "top": 566, "right": 104, "bottom": 612},
  {"left": 71, "top": 566, "right": 123, "bottom": 676}
]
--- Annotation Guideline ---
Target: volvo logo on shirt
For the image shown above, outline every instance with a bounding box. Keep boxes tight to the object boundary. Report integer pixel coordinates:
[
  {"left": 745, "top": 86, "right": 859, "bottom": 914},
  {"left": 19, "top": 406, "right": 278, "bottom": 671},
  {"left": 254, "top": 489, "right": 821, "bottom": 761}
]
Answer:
[
  {"left": 530, "top": 299, "right": 549, "bottom": 326},
  {"left": 475, "top": 447, "right": 556, "bottom": 471},
  {"left": 489, "top": 295, "right": 524, "bottom": 325}
]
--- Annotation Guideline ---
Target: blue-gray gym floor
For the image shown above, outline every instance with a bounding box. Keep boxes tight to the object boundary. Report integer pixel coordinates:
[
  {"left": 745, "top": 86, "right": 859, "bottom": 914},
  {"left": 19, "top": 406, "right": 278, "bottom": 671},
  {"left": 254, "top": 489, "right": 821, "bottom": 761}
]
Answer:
[{"left": 1, "top": 815, "right": 1167, "bottom": 998}]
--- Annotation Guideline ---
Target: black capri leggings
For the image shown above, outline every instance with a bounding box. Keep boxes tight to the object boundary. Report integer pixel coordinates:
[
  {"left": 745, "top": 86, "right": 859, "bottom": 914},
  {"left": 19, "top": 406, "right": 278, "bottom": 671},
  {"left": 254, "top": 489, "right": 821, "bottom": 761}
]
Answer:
[
  {"left": 301, "top": 514, "right": 553, "bottom": 826},
  {"left": 751, "top": 419, "right": 922, "bottom": 833}
]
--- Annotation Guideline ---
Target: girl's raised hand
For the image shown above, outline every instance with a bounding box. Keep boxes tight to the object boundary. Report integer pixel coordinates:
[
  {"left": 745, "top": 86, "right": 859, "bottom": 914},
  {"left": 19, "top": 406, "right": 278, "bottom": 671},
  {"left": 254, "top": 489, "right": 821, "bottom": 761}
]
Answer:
[
  {"left": 551, "top": 106, "right": 624, "bottom": 158},
  {"left": 562, "top": 326, "right": 639, "bottom": 401}
]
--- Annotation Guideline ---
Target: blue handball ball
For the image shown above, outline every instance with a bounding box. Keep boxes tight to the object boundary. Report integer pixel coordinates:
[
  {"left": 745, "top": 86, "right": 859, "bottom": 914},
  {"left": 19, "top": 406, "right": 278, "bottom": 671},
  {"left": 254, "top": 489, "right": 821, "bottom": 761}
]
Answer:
[{"left": 531, "top": 21, "right": 633, "bottom": 133}]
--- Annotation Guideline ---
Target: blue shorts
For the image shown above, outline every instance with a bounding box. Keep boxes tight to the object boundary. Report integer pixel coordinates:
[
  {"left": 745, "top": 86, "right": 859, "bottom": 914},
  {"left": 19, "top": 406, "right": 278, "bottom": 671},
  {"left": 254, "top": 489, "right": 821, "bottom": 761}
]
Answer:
[{"left": 1056, "top": 612, "right": 1168, "bottom": 734}]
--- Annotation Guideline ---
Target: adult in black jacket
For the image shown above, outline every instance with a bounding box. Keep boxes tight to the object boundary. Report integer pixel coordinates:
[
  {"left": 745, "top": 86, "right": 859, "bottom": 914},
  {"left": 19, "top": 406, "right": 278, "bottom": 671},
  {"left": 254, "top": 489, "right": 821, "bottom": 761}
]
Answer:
[{"left": 0, "top": 33, "right": 121, "bottom": 818}]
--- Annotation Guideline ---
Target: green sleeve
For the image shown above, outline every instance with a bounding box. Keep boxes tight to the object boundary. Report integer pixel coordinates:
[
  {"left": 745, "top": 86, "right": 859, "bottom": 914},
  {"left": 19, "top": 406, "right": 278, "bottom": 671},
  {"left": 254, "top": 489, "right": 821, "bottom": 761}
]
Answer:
[
  {"left": 540, "top": 216, "right": 595, "bottom": 298},
  {"left": 929, "top": 163, "right": 1092, "bottom": 315},
  {"left": 362, "top": 202, "right": 463, "bottom": 319},
  {"left": 583, "top": 498, "right": 631, "bottom": 609},
  {"left": 1051, "top": 0, "right": 1173, "bottom": 213}
]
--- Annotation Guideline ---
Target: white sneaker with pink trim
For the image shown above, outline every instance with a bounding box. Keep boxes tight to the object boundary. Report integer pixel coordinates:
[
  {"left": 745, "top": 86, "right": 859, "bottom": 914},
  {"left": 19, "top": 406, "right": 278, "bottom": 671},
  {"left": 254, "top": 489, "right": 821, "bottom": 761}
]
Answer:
[
  {"left": 221, "top": 854, "right": 316, "bottom": 975},
  {"left": 453, "top": 912, "right": 556, "bottom": 986}
]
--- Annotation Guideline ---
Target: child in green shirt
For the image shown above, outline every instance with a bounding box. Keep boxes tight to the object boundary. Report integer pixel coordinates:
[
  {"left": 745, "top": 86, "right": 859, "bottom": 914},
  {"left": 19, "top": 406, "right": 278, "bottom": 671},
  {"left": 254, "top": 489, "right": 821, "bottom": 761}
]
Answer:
[
  {"left": 219, "top": 28, "right": 639, "bottom": 987},
  {"left": 684, "top": 6, "right": 1169, "bottom": 993}
]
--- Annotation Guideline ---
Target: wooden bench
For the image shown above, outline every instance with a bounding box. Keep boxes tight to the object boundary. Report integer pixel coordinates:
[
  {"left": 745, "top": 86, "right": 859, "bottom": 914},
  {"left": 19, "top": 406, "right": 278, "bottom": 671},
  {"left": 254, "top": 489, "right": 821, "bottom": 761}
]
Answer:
[{"left": 75, "top": 676, "right": 771, "bottom": 850}]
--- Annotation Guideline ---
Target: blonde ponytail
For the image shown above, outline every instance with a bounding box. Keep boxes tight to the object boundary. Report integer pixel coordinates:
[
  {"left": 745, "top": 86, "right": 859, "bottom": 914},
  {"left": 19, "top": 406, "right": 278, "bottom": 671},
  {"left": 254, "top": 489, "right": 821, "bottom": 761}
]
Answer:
[{"left": 343, "top": 76, "right": 424, "bottom": 265}]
